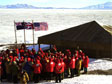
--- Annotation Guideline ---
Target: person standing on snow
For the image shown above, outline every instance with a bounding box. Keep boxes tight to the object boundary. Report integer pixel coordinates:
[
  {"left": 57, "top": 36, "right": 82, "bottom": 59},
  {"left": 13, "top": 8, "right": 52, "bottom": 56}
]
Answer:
[
  {"left": 20, "top": 70, "right": 29, "bottom": 84},
  {"left": 0, "top": 62, "right": 3, "bottom": 82},
  {"left": 60, "top": 58, "right": 65, "bottom": 80},
  {"left": 83, "top": 56, "right": 89, "bottom": 74},
  {"left": 46, "top": 58, "right": 55, "bottom": 81},
  {"left": 11, "top": 61, "right": 19, "bottom": 83},
  {"left": 32, "top": 59, "right": 42, "bottom": 83},
  {"left": 55, "top": 59, "right": 63, "bottom": 83},
  {"left": 75, "top": 57, "right": 82, "bottom": 76},
  {"left": 69, "top": 55, "right": 75, "bottom": 77},
  {"left": 23, "top": 57, "right": 32, "bottom": 81}
]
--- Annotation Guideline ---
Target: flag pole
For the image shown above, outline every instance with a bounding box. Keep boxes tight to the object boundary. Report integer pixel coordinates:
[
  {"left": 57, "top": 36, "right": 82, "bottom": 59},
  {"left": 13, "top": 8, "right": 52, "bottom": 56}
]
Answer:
[
  {"left": 14, "top": 20, "right": 17, "bottom": 48},
  {"left": 32, "top": 20, "right": 35, "bottom": 49},
  {"left": 23, "top": 20, "right": 26, "bottom": 44}
]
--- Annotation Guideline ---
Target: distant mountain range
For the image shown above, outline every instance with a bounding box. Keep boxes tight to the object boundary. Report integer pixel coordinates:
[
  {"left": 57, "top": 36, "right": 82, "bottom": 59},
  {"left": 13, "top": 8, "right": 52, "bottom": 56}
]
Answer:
[
  {"left": 81, "top": 2, "right": 112, "bottom": 10},
  {"left": 0, "top": 2, "right": 112, "bottom": 10}
]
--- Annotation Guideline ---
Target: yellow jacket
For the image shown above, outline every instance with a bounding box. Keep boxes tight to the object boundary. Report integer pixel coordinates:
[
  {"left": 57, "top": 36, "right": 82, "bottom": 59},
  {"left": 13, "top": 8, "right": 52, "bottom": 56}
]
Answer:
[
  {"left": 20, "top": 72, "right": 29, "bottom": 84},
  {"left": 76, "top": 59, "right": 82, "bottom": 70}
]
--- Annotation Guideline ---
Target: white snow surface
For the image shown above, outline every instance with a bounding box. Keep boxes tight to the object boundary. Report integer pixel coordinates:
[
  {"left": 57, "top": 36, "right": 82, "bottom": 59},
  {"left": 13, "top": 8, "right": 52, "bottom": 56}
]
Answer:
[
  {"left": 1, "top": 75, "right": 112, "bottom": 84},
  {"left": 42, "top": 75, "right": 112, "bottom": 84},
  {"left": 0, "top": 9, "right": 112, "bottom": 45},
  {"left": 88, "top": 58, "right": 112, "bottom": 71}
]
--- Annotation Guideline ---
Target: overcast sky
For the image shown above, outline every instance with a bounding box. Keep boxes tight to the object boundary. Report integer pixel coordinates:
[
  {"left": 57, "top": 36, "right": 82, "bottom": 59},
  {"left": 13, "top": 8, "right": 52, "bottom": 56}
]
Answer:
[{"left": 0, "top": 0, "right": 111, "bottom": 8}]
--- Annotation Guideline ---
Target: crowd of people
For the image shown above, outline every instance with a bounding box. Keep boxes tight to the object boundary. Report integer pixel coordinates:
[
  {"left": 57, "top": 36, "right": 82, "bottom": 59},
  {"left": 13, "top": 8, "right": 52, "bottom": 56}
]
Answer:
[{"left": 0, "top": 44, "right": 89, "bottom": 84}]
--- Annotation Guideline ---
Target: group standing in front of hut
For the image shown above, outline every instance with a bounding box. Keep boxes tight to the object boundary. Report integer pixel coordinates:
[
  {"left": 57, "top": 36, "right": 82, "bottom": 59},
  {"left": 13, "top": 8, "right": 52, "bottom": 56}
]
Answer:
[{"left": 0, "top": 44, "right": 89, "bottom": 84}]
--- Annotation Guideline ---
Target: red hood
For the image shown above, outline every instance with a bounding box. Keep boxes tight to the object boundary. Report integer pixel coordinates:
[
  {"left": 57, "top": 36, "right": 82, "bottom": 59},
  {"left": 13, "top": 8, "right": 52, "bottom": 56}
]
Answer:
[{"left": 36, "top": 59, "right": 40, "bottom": 64}]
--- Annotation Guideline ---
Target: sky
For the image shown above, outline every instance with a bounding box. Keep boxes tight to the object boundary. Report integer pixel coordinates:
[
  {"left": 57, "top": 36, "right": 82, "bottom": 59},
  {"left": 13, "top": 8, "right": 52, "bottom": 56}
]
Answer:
[{"left": 0, "top": 0, "right": 111, "bottom": 8}]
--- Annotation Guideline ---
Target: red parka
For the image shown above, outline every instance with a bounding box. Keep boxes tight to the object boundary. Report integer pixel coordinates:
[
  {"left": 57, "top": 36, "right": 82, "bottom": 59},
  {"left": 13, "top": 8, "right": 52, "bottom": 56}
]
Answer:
[
  {"left": 60, "top": 58, "right": 65, "bottom": 73},
  {"left": 46, "top": 58, "right": 55, "bottom": 72},
  {"left": 64, "top": 56, "right": 69, "bottom": 70},
  {"left": 16, "top": 48, "right": 19, "bottom": 55},
  {"left": 83, "top": 56, "right": 89, "bottom": 68},
  {"left": 69, "top": 57, "right": 75, "bottom": 69},
  {"left": 32, "top": 60, "right": 42, "bottom": 74},
  {"left": 55, "top": 59, "right": 62, "bottom": 74},
  {"left": 20, "top": 49, "right": 24, "bottom": 56},
  {"left": 19, "top": 56, "right": 24, "bottom": 62}
]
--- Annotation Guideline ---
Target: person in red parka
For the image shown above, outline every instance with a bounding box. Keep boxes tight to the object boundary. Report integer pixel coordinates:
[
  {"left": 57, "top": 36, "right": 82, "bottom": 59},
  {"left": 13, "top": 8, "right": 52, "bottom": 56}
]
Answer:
[
  {"left": 55, "top": 59, "right": 63, "bottom": 83},
  {"left": 83, "top": 56, "right": 89, "bottom": 74},
  {"left": 32, "top": 59, "right": 42, "bottom": 83},
  {"left": 0, "top": 62, "right": 3, "bottom": 82},
  {"left": 63, "top": 55, "right": 69, "bottom": 78},
  {"left": 60, "top": 58, "right": 65, "bottom": 80},
  {"left": 46, "top": 58, "right": 55, "bottom": 81},
  {"left": 69, "top": 56, "right": 75, "bottom": 77},
  {"left": 20, "top": 49, "right": 24, "bottom": 57}
]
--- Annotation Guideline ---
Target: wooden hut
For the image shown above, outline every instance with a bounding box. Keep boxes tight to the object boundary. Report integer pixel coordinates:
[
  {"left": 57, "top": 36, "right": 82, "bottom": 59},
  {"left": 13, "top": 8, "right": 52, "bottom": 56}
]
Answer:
[{"left": 38, "top": 21, "right": 112, "bottom": 58}]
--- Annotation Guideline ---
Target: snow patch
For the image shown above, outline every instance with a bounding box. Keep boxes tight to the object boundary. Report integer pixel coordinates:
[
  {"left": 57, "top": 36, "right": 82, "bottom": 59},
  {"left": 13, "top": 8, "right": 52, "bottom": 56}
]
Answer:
[{"left": 88, "top": 58, "right": 112, "bottom": 71}]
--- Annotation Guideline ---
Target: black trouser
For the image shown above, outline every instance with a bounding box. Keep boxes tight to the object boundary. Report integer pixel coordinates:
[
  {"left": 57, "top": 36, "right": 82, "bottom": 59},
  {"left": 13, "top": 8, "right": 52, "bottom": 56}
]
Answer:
[
  {"left": 74, "top": 68, "right": 77, "bottom": 75},
  {"left": 12, "top": 75, "right": 18, "bottom": 83},
  {"left": 34, "top": 73, "right": 40, "bottom": 83},
  {"left": 75, "top": 69, "right": 80, "bottom": 76},
  {"left": 7, "top": 73, "right": 12, "bottom": 82},
  {"left": 61, "top": 72, "right": 64, "bottom": 80},
  {"left": 55, "top": 73, "right": 61, "bottom": 83},
  {"left": 70, "top": 68, "right": 74, "bottom": 77},
  {"left": 46, "top": 72, "right": 53, "bottom": 80},
  {"left": 64, "top": 69, "right": 69, "bottom": 78},
  {"left": 41, "top": 71, "right": 45, "bottom": 80},
  {"left": 0, "top": 75, "right": 2, "bottom": 82},
  {"left": 81, "top": 64, "right": 84, "bottom": 71},
  {"left": 84, "top": 67, "right": 87, "bottom": 73}
]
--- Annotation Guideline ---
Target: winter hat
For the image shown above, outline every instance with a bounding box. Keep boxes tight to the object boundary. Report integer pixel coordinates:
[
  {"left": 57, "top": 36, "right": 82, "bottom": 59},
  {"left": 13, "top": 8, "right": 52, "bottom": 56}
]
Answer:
[
  {"left": 0, "top": 57, "right": 3, "bottom": 60},
  {"left": 27, "top": 57, "right": 31, "bottom": 62},
  {"left": 66, "top": 49, "right": 70, "bottom": 52},
  {"left": 10, "top": 50, "right": 13, "bottom": 53},
  {"left": 36, "top": 59, "right": 40, "bottom": 64},
  {"left": 13, "top": 61, "right": 17, "bottom": 64},
  {"left": 16, "top": 58, "right": 19, "bottom": 62},
  {"left": 21, "top": 56, "right": 24, "bottom": 59},
  {"left": 86, "top": 56, "right": 88, "bottom": 58},
  {"left": 49, "top": 58, "right": 53, "bottom": 62},
  {"left": 31, "top": 59, "right": 34, "bottom": 62},
  {"left": 79, "top": 50, "right": 82, "bottom": 52},
  {"left": 47, "top": 59, "right": 49, "bottom": 63}
]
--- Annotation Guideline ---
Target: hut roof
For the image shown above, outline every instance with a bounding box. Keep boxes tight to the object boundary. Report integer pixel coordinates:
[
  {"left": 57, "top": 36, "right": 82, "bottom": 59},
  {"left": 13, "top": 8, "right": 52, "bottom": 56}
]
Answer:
[{"left": 38, "top": 21, "right": 112, "bottom": 47}]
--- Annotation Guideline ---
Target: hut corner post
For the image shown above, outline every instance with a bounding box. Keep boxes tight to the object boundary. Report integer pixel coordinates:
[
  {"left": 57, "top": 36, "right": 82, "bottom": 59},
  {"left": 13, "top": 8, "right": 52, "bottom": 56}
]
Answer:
[
  {"left": 38, "top": 44, "right": 40, "bottom": 50},
  {"left": 50, "top": 44, "right": 52, "bottom": 49}
]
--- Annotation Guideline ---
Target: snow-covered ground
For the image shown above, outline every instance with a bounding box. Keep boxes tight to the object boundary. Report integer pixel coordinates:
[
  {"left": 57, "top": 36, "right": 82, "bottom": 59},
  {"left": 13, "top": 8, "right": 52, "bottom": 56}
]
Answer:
[
  {"left": 1, "top": 75, "right": 112, "bottom": 84},
  {"left": 88, "top": 58, "right": 112, "bottom": 71},
  {"left": 38, "top": 75, "right": 112, "bottom": 84},
  {"left": 0, "top": 9, "right": 112, "bottom": 44}
]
